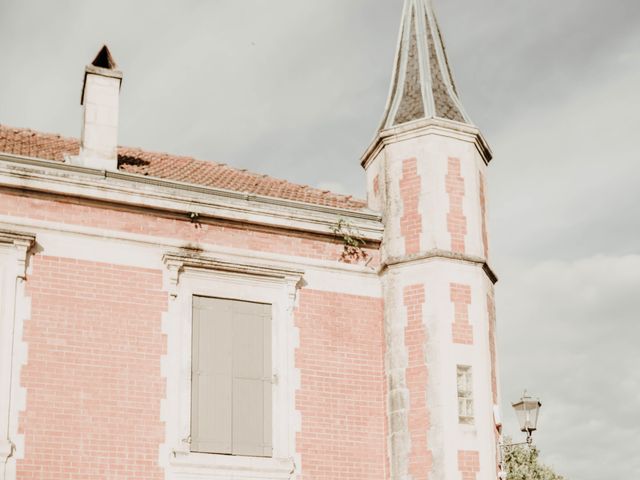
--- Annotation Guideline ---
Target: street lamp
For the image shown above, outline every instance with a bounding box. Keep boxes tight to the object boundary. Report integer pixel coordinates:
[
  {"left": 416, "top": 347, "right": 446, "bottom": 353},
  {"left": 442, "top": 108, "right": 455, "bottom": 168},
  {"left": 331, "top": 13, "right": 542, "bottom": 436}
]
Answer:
[
  {"left": 498, "top": 390, "right": 543, "bottom": 480},
  {"left": 511, "top": 390, "right": 542, "bottom": 444}
]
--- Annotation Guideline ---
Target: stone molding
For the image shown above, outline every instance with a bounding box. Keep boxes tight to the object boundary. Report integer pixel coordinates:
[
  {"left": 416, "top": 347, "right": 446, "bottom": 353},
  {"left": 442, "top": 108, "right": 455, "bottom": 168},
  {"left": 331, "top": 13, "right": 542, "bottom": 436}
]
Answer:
[
  {"left": 0, "top": 153, "right": 383, "bottom": 242},
  {"left": 163, "top": 252, "right": 305, "bottom": 299},
  {"left": 0, "top": 230, "right": 35, "bottom": 476},
  {"left": 0, "top": 230, "right": 36, "bottom": 280},
  {"left": 361, "top": 117, "right": 493, "bottom": 169},
  {"left": 382, "top": 248, "right": 498, "bottom": 284}
]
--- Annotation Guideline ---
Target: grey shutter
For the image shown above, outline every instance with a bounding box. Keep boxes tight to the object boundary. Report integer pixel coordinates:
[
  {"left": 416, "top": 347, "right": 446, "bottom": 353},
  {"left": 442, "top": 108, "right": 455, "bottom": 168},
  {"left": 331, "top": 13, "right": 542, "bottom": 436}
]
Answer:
[
  {"left": 191, "top": 297, "right": 272, "bottom": 457},
  {"left": 232, "top": 301, "right": 272, "bottom": 457},
  {"left": 191, "top": 297, "right": 233, "bottom": 454}
]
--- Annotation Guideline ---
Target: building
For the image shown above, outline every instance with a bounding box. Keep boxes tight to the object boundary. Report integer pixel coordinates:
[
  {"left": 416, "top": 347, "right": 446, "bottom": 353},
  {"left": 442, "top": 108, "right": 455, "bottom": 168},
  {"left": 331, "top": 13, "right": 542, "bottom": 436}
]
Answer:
[{"left": 0, "top": 0, "right": 501, "bottom": 479}]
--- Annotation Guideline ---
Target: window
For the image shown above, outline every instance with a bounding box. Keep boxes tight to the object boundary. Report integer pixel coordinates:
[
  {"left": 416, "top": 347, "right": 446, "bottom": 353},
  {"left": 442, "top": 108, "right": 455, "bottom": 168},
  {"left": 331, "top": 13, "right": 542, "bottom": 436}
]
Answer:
[
  {"left": 163, "top": 252, "right": 301, "bottom": 477},
  {"left": 191, "top": 296, "right": 272, "bottom": 457},
  {"left": 457, "top": 365, "right": 474, "bottom": 424}
]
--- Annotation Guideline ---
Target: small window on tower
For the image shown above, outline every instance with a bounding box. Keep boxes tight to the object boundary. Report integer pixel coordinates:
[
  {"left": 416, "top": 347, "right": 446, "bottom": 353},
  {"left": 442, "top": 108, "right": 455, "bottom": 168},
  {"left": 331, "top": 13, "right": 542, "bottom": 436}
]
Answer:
[{"left": 457, "top": 365, "right": 474, "bottom": 424}]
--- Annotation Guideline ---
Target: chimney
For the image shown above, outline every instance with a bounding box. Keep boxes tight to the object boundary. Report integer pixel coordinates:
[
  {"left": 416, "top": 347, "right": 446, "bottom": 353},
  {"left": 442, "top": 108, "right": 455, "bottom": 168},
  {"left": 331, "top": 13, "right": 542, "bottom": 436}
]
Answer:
[{"left": 79, "top": 45, "right": 122, "bottom": 171}]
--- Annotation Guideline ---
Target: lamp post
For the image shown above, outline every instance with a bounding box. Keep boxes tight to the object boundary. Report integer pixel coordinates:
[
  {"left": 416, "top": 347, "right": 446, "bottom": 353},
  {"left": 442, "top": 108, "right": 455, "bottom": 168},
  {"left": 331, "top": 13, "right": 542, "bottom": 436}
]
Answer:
[
  {"left": 498, "top": 390, "right": 542, "bottom": 479},
  {"left": 511, "top": 391, "right": 542, "bottom": 444}
]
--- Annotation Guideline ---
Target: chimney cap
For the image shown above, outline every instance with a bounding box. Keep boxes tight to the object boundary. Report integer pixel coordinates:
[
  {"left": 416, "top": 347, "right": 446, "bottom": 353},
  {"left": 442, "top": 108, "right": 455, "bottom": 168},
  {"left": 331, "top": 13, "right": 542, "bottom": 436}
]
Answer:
[
  {"left": 91, "top": 45, "right": 118, "bottom": 70},
  {"left": 84, "top": 44, "right": 123, "bottom": 79},
  {"left": 81, "top": 44, "right": 122, "bottom": 104}
]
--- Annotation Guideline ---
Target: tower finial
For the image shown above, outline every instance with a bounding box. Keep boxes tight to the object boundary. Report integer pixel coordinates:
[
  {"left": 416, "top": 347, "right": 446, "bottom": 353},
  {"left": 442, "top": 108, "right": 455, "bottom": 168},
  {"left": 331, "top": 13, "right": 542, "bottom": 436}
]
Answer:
[{"left": 379, "top": 0, "right": 471, "bottom": 130}]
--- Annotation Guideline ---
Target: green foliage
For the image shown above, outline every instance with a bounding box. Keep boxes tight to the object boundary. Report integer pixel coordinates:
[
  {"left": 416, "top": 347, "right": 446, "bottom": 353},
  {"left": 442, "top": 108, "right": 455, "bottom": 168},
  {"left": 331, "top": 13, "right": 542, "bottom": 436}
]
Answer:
[
  {"left": 331, "top": 218, "right": 369, "bottom": 263},
  {"left": 503, "top": 439, "right": 565, "bottom": 480}
]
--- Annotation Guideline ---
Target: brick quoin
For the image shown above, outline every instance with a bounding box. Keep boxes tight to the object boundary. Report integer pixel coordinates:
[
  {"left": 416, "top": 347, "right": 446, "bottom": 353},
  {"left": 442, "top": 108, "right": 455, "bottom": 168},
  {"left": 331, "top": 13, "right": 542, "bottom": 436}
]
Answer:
[
  {"left": 0, "top": 191, "right": 380, "bottom": 264},
  {"left": 451, "top": 283, "right": 473, "bottom": 345},
  {"left": 479, "top": 171, "right": 489, "bottom": 259},
  {"left": 18, "top": 256, "right": 167, "bottom": 479},
  {"left": 295, "top": 290, "right": 387, "bottom": 480},
  {"left": 458, "top": 450, "right": 480, "bottom": 480},
  {"left": 403, "top": 284, "right": 432, "bottom": 480},
  {"left": 445, "top": 157, "right": 467, "bottom": 254},
  {"left": 400, "top": 158, "right": 422, "bottom": 255}
]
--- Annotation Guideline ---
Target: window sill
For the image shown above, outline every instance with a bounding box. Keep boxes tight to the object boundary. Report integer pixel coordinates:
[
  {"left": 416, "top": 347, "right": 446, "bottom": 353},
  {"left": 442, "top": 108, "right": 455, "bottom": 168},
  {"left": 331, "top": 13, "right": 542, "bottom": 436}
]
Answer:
[{"left": 169, "top": 450, "right": 295, "bottom": 479}]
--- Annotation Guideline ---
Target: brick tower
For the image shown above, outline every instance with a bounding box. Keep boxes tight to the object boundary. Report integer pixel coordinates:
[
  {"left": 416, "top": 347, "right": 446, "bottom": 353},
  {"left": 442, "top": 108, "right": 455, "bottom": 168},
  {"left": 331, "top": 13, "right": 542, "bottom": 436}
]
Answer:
[{"left": 361, "top": 0, "right": 500, "bottom": 478}]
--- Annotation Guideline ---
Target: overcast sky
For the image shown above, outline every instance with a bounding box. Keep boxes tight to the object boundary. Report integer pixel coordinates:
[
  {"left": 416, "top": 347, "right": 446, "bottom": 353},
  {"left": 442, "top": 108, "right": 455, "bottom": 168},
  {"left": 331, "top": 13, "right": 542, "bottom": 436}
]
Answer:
[{"left": 2, "top": 1, "right": 640, "bottom": 478}]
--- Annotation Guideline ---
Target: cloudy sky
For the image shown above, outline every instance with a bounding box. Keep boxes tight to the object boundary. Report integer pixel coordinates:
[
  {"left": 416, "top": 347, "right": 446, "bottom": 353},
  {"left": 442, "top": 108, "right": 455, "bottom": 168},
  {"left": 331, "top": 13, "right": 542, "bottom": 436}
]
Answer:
[{"left": 1, "top": 0, "right": 639, "bottom": 478}]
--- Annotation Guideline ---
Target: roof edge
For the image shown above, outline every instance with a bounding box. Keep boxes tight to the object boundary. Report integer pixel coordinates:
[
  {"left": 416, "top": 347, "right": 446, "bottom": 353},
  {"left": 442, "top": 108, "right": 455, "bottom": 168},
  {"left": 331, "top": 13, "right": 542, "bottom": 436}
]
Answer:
[
  {"left": 360, "top": 117, "right": 493, "bottom": 169},
  {"left": 0, "top": 123, "right": 367, "bottom": 211},
  {"left": 0, "top": 152, "right": 384, "bottom": 241}
]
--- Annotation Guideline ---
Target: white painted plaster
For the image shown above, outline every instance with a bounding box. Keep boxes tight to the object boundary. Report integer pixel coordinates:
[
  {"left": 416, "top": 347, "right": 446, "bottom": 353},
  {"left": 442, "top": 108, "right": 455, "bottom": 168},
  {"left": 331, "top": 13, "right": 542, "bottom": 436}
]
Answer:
[
  {"left": 385, "top": 259, "right": 498, "bottom": 479},
  {"left": 0, "top": 233, "right": 34, "bottom": 480},
  {"left": 79, "top": 73, "right": 120, "bottom": 171},
  {"left": 365, "top": 150, "right": 385, "bottom": 212},
  {"left": 365, "top": 128, "right": 486, "bottom": 262}
]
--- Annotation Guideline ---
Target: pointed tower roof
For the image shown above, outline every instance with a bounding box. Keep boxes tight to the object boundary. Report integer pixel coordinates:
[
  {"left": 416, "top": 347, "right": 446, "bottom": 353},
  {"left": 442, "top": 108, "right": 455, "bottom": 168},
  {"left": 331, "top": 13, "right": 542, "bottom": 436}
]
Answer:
[{"left": 379, "top": 0, "right": 471, "bottom": 130}]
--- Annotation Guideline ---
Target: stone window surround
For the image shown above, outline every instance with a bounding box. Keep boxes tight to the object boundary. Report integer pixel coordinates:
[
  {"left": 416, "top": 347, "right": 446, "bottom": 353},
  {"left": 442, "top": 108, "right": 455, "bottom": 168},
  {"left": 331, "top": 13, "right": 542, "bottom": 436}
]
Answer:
[
  {"left": 162, "top": 253, "right": 303, "bottom": 479},
  {"left": 457, "top": 364, "right": 474, "bottom": 425},
  {"left": 0, "top": 229, "right": 35, "bottom": 474}
]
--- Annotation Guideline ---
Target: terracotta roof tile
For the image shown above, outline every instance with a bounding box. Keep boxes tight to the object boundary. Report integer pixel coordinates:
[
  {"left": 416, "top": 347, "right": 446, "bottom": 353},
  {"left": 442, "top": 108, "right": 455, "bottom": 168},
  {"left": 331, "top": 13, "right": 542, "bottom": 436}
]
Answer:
[{"left": 0, "top": 125, "right": 367, "bottom": 211}]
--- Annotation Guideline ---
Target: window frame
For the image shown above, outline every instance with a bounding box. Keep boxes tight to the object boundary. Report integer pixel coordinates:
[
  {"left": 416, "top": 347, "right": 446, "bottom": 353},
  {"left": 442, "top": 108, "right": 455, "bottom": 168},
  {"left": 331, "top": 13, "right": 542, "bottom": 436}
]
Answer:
[
  {"left": 457, "top": 365, "right": 474, "bottom": 425},
  {"left": 163, "top": 253, "right": 302, "bottom": 479}
]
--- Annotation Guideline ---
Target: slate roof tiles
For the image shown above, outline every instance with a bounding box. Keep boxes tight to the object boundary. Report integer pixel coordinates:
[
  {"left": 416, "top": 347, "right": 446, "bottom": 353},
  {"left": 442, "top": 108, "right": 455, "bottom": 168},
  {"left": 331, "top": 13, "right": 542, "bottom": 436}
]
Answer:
[{"left": 380, "top": 0, "right": 470, "bottom": 129}]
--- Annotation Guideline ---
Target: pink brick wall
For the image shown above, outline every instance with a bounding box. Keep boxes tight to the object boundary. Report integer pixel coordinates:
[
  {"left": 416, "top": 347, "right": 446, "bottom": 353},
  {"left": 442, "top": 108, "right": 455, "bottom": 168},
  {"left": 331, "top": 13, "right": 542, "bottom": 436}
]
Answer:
[
  {"left": 446, "top": 157, "right": 467, "bottom": 254},
  {"left": 400, "top": 158, "right": 422, "bottom": 255},
  {"left": 458, "top": 450, "right": 480, "bottom": 480},
  {"left": 403, "top": 284, "right": 432, "bottom": 480},
  {"left": 295, "top": 290, "right": 387, "bottom": 479},
  {"left": 18, "top": 256, "right": 167, "bottom": 479},
  {"left": 451, "top": 283, "right": 473, "bottom": 345},
  {"left": 0, "top": 191, "right": 379, "bottom": 264}
]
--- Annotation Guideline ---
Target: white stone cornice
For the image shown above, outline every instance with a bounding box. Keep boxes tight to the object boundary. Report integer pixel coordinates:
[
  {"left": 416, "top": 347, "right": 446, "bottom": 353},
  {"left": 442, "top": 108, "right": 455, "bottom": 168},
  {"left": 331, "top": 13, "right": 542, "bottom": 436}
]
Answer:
[
  {"left": 163, "top": 252, "right": 305, "bottom": 299},
  {"left": 381, "top": 248, "right": 498, "bottom": 284},
  {"left": 0, "top": 153, "right": 384, "bottom": 242},
  {"left": 360, "top": 117, "right": 493, "bottom": 169}
]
